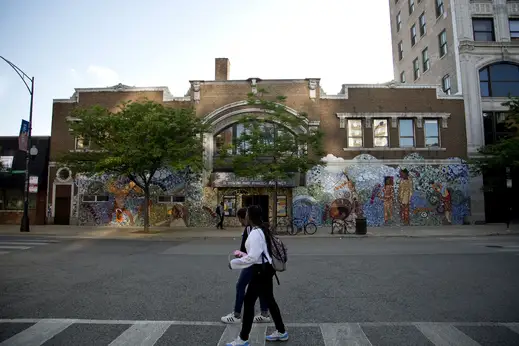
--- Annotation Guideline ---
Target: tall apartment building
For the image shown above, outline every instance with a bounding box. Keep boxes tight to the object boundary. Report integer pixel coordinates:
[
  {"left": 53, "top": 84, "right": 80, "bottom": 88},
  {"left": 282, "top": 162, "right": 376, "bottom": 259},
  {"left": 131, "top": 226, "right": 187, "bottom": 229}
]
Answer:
[{"left": 388, "top": 0, "right": 519, "bottom": 222}]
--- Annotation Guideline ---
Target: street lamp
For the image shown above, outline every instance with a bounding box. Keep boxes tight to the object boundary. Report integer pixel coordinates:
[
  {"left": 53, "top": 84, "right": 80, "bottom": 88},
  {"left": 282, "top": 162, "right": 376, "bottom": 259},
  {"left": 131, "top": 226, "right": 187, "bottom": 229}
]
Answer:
[{"left": 0, "top": 56, "right": 35, "bottom": 232}]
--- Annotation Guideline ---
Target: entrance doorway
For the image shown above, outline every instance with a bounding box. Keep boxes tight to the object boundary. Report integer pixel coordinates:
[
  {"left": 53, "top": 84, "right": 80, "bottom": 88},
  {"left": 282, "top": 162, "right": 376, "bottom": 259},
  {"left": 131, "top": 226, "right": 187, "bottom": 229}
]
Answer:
[
  {"left": 54, "top": 197, "right": 70, "bottom": 225},
  {"left": 242, "top": 195, "right": 269, "bottom": 222}
]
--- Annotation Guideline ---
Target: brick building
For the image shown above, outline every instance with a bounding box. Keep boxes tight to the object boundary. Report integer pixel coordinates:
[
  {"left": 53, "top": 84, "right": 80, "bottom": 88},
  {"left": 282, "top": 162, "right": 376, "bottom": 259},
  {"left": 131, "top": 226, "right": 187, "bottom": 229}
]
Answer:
[{"left": 49, "top": 58, "right": 469, "bottom": 228}]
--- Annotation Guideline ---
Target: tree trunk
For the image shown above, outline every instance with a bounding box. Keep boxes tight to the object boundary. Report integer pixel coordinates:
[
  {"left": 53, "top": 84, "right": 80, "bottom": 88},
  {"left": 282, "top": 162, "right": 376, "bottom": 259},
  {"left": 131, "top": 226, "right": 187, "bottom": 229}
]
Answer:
[
  {"left": 143, "top": 184, "right": 150, "bottom": 233},
  {"left": 273, "top": 179, "right": 278, "bottom": 230}
]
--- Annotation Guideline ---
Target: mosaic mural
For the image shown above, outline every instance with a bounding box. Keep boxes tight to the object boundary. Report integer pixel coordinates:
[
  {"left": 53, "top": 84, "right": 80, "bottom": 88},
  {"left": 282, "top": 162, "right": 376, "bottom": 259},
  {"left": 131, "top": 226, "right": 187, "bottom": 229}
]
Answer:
[
  {"left": 293, "top": 154, "right": 470, "bottom": 228},
  {"left": 74, "top": 169, "right": 216, "bottom": 227}
]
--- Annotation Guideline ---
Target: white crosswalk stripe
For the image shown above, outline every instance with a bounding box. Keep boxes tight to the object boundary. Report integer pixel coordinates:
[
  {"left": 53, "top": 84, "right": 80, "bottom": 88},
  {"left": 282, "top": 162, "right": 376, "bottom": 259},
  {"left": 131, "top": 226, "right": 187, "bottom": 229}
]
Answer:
[
  {"left": 1, "top": 319, "right": 518, "bottom": 345},
  {"left": 0, "top": 240, "right": 58, "bottom": 256}
]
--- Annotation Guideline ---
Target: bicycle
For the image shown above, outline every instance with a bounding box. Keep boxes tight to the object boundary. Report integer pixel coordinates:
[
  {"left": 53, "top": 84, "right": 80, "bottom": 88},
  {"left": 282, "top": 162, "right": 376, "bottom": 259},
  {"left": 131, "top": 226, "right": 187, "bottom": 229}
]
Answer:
[
  {"left": 331, "top": 218, "right": 355, "bottom": 235},
  {"left": 286, "top": 217, "right": 317, "bottom": 235}
]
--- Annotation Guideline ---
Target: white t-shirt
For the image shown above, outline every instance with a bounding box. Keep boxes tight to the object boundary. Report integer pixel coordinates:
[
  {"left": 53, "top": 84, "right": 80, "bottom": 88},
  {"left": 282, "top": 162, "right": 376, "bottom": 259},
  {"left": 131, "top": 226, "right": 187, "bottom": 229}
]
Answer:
[{"left": 230, "top": 227, "right": 272, "bottom": 270}]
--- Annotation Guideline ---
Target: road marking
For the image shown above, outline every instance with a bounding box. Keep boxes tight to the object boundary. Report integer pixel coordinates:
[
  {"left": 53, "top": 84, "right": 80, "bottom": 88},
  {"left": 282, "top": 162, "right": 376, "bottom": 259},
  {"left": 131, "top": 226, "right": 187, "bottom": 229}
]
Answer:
[
  {"left": 0, "top": 242, "right": 50, "bottom": 246},
  {"left": 217, "top": 325, "right": 266, "bottom": 346},
  {"left": 320, "top": 323, "right": 372, "bottom": 346},
  {"left": 108, "top": 322, "right": 170, "bottom": 346},
  {"left": 0, "top": 246, "right": 30, "bottom": 250},
  {"left": 0, "top": 251, "right": 10, "bottom": 255},
  {"left": 504, "top": 323, "right": 519, "bottom": 334},
  {"left": 0, "top": 319, "right": 75, "bottom": 346},
  {"left": 415, "top": 323, "right": 481, "bottom": 346},
  {"left": 217, "top": 325, "right": 240, "bottom": 346}
]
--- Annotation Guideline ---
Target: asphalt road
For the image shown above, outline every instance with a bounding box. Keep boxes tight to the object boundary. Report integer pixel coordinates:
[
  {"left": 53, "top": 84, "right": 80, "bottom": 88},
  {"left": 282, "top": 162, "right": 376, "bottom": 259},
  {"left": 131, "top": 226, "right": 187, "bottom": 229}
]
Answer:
[{"left": 1, "top": 234, "right": 519, "bottom": 345}]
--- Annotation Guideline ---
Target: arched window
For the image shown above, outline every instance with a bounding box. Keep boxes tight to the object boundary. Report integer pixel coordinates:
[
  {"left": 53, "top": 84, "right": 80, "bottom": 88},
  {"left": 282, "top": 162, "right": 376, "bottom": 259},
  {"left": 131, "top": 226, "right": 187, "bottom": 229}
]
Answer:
[
  {"left": 479, "top": 62, "right": 519, "bottom": 97},
  {"left": 213, "top": 122, "right": 294, "bottom": 156}
]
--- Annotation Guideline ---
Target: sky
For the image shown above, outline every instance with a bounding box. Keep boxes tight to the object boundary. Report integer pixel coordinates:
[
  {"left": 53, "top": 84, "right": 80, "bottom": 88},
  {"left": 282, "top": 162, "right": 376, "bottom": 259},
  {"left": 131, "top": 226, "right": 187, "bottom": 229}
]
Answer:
[{"left": 0, "top": 0, "right": 394, "bottom": 137}]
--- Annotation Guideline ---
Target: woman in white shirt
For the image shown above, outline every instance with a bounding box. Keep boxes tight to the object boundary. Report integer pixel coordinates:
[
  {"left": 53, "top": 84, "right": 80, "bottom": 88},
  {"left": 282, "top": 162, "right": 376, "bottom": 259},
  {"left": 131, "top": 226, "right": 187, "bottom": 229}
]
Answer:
[{"left": 226, "top": 205, "right": 288, "bottom": 346}]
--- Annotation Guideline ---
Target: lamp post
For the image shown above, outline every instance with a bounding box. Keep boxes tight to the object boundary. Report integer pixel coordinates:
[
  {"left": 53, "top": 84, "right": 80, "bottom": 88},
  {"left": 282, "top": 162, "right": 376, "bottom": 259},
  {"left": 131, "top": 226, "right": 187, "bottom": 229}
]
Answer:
[{"left": 0, "top": 56, "right": 35, "bottom": 232}]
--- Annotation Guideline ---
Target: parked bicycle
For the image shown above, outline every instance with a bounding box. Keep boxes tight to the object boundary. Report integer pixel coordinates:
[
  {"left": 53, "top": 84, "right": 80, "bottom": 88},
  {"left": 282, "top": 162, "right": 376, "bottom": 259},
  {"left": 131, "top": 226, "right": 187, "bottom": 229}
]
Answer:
[
  {"left": 286, "top": 217, "right": 317, "bottom": 235},
  {"left": 331, "top": 218, "right": 355, "bottom": 235}
]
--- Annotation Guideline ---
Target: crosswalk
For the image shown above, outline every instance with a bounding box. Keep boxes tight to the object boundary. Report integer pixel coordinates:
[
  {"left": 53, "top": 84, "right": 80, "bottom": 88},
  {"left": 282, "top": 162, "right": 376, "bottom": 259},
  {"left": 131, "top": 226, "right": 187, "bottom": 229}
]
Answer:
[
  {"left": 0, "top": 239, "right": 58, "bottom": 256},
  {"left": 1, "top": 319, "right": 519, "bottom": 345}
]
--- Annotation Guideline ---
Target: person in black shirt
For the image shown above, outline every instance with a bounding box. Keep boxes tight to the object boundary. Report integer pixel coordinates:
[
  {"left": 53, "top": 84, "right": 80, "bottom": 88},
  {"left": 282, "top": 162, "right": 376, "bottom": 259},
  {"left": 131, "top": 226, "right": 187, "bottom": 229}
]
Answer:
[{"left": 221, "top": 207, "right": 270, "bottom": 324}]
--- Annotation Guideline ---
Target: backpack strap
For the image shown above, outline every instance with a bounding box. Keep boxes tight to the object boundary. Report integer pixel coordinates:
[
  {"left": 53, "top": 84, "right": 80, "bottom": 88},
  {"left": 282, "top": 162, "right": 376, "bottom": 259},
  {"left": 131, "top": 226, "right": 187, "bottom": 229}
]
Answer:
[{"left": 262, "top": 252, "right": 281, "bottom": 286}]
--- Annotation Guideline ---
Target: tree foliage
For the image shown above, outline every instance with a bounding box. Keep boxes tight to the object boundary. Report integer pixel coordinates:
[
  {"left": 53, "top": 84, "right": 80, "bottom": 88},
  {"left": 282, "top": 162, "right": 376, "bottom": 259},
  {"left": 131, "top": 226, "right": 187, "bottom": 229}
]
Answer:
[
  {"left": 470, "top": 97, "right": 519, "bottom": 177},
  {"left": 58, "top": 100, "right": 208, "bottom": 231},
  {"left": 217, "top": 90, "right": 325, "bottom": 227}
]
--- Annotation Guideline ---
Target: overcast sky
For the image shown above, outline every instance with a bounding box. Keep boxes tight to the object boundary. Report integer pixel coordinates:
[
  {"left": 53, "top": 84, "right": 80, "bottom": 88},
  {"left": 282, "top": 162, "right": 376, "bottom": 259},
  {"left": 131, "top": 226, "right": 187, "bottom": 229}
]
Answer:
[{"left": 0, "top": 0, "right": 394, "bottom": 136}]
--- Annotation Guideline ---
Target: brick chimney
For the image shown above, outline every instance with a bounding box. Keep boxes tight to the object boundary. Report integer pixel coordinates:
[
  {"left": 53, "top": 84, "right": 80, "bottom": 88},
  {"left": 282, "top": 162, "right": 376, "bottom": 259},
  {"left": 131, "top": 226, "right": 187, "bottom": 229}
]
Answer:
[{"left": 215, "top": 58, "right": 230, "bottom": 81}]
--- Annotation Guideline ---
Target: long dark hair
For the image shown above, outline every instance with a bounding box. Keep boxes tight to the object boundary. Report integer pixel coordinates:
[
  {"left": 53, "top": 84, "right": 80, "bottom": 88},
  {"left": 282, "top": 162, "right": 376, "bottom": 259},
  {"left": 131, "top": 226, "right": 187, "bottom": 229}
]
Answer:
[{"left": 246, "top": 205, "right": 273, "bottom": 255}]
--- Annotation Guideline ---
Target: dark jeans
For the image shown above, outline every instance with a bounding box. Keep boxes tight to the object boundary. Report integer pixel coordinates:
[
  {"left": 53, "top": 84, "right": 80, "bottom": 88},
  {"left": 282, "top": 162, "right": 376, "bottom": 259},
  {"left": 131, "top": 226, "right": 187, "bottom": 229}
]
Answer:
[
  {"left": 240, "top": 264, "right": 285, "bottom": 341},
  {"left": 234, "top": 266, "right": 268, "bottom": 314},
  {"left": 216, "top": 216, "right": 224, "bottom": 229}
]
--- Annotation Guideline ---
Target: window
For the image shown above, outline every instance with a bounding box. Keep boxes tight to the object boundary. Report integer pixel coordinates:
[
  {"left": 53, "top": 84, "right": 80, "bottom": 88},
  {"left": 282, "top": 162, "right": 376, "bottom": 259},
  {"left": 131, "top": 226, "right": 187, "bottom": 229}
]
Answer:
[
  {"left": 424, "top": 120, "right": 440, "bottom": 147},
  {"left": 439, "top": 30, "right": 447, "bottom": 57},
  {"left": 411, "top": 25, "right": 417, "bottom": 46},
  {"left": 398, "top": 41, "right": 404, "bottom": 60},
  {"left": 0, "top": 156, "right": 13, "bottom": 172},
  {"left": 479, "top": 62, "right": 519, "bottom": 97},
  {"left": 442, "top": 74, "right": 451, "bottom": 95},
  {"left": 419, "top": 12, "right": 426, "bottom": 36},
  {"left": 483, "top": 112, "right": 512, "bottom": 145},
  {"left": 400, "top": 71, "right": 406, "bottom": 83},
  {"left": 435, "top": 0, "right": 444, "bottom": 18},
  {"left": 510, "top": 19, "right": 519, "bottom": 40},
  {"left": 422, "top": 48, "right": 430, "bottom": 72},
  {"left": 409, "top": 0, "right": 415, "bottom": 14},
  {"left": 214, "top": 126, "right": 233, "bottom": 155},
  {"left": 399, "top": 119, "right": 415, "bottom": 147},
  {"left": 472, "top": 18, "right": 495, "bottom": 41},
  {"left": 0, "top": 189, "right": 37, "bottom": 210},
  {"left": 75, "top": 136, "right": 90, "bottom": 150},
  {"left": 82, "top": 195, "right": 109, "bottom": 202},
  {"left": 347, "top": 119, "right": 363, "bottom": 148},
  {"left": 223, "top": 196, "right": 237, "bottom": 217},
  {"left": 373, "top": 119, "right": 389, "bottom": 147},
  {"left": 397, "top": 12, "right": 402, "bottom": 32},
  {"left": 413, "top": 58, "right": 420, "bottom": 80},
  {"left": 158, "top": 196, "right": 186, "bottom": 203}
]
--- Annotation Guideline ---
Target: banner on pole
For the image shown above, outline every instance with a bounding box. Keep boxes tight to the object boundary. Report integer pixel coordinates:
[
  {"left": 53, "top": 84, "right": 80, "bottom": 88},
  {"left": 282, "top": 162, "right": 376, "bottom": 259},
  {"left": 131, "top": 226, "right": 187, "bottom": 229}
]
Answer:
[
  {"left": 18, "top": 120, "right": 29, "bottom": 152},
  {"left": 29, "top": 176, "right": 38, "bottom": 193}
]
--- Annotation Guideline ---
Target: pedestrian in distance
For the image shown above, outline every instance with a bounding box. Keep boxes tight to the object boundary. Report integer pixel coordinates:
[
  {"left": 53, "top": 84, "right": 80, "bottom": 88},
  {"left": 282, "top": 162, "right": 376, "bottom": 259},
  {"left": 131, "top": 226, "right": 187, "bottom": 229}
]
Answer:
[
  {"left": 216, "top": 201, "right": 225, "bottom": 229},
  {"left": 226, "top": 205, "right": 288, "bottom": 346},
  {"left": 221, "top": 207, "right": 271, "bottom": 324}
]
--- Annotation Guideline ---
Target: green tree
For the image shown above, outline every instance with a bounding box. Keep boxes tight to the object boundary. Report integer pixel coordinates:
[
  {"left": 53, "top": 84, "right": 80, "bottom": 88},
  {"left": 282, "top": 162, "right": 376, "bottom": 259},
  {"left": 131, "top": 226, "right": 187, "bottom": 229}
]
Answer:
[
  {"left": 471, "top": 97, "right": 519, "bottom": 180},
  {"left": 58, "top": 100, "right": 207, "bottom": 232},
  {"left": 217, "top": 90, "right": 325, "bottom": 229}
]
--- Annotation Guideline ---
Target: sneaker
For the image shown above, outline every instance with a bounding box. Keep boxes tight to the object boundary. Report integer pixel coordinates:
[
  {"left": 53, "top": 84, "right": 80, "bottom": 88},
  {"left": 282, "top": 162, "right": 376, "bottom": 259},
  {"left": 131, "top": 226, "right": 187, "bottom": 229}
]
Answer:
[
  {"left": 254, "top": 314, "right": 271, "bottom": 323},
  {"left": 221, "top": 312, "right": 241, "bottom": 324},
  {"left": 266, "top": 330, "right": 289, "bottom": 342},
  {"left": 226, "top": 337, "right": 249, "bottom": 346}
]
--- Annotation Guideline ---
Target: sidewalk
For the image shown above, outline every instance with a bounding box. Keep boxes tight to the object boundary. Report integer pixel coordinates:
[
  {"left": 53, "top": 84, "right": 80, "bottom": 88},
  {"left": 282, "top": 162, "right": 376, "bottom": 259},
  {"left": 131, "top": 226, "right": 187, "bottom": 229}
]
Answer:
[{"left": 0, "top": 223, "right": 517, "bottom": 240}]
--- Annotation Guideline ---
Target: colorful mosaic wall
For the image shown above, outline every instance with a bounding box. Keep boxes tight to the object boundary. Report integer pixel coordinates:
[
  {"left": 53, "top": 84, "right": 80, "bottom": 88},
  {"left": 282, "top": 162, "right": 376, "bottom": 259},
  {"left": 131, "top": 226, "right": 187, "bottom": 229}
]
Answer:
[
  {"left": 293, "top": 154, "right": 470, "bottom": 229},
  {"left": 74, "top": 169, "right": 216, "bottom": 227}
]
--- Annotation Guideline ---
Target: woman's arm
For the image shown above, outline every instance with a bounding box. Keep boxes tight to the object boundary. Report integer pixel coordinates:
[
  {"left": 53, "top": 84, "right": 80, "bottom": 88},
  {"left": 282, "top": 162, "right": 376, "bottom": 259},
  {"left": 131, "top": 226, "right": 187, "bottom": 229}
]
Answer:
[{"left": 230, "top": 230, "right": 263, "bottom": 270}]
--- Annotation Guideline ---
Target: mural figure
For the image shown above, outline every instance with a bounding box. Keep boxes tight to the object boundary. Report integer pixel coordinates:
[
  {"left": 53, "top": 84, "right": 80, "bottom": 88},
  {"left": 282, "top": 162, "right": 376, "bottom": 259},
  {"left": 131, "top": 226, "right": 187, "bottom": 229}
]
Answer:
[
  {"left": 431, "top": 181, "right": 452, "bottom": 224},
  {"left": 107, "top": 178, "right": 143, "bottom": 226},
  {"left": 378, "top": 176, "right": 394, "bottom": 224},
  {"left": 398, "top": 169, "right": 413, "bottom": 226}
]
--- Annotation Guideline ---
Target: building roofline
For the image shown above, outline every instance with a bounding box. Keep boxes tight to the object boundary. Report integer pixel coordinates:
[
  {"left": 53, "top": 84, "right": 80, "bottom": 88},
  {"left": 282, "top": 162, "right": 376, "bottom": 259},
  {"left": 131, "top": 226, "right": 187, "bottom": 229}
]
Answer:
[{"left": 53, "top": 83, "right": 191, "bottom": 104}]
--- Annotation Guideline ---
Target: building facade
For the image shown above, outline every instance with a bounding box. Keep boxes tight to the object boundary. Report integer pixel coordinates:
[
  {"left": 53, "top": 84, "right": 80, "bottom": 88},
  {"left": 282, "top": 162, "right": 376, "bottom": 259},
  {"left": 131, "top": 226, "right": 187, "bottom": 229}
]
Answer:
[
  {"left": 388, "top": 0, "right": 519, "bottom": 222},
  {"left": 48, "top": 58, "right": 470, "bottom": 228},
  {"left": 0, "top": 136, "right": 50, "bottom": 225}
]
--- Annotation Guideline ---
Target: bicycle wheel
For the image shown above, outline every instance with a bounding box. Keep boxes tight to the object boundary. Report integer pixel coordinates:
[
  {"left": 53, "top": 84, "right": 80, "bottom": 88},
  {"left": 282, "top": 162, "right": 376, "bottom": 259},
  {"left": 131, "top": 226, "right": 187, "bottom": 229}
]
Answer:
[
  {"left": 304, "top": 222, "right": 317, "bottom": 235},
  {"left": 331, "top": 220, "right": 343, "bottom": 234}
]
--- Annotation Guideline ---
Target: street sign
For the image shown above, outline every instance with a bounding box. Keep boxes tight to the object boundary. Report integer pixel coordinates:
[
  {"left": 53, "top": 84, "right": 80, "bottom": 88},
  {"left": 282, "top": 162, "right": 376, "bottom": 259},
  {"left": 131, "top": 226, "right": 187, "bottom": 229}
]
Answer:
[
  {"left": 29, "top": 176, "right": 38, "bottom": 193},
  {"left": 18, "top": 120, "right": 29, "bottom": 152}
]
